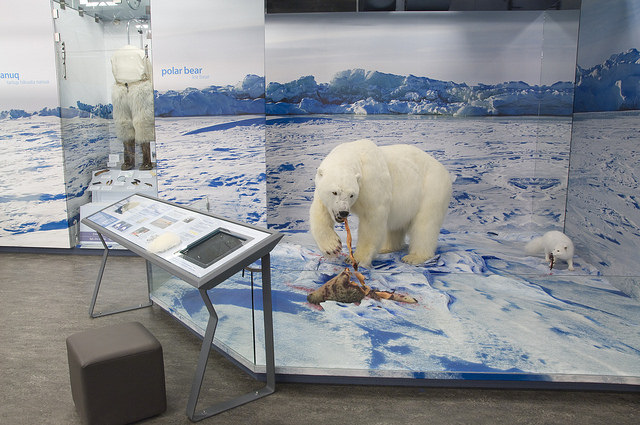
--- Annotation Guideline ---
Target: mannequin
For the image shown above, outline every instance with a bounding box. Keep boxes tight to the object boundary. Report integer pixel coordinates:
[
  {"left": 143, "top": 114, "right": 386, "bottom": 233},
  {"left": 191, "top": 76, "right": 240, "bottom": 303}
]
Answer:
[{"left": 110, "top": 45, "right": 155, "bottom": 170}]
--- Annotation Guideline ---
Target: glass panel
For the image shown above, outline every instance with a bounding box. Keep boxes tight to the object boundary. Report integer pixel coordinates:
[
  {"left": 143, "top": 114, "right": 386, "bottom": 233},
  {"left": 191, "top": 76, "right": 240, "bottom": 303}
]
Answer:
[
  {"left": 148, "top": 262, "right": 259, "bottom": 368},
  {"left": 150, "top": 0, "right": 266, "bottom": 224},
  {"left": 565, "top": 0, "right": 640, "bottom": 299},
  {"left": 145, "top": 0, "right": 266, "bottom": 369},
  {"left": 51, "top": 0, "right": 158, "bottom": 248}
]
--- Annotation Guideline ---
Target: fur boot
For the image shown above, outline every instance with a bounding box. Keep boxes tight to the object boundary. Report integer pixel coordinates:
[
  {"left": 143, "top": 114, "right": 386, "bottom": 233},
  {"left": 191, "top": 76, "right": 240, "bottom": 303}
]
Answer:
[
  {"left": 121, "top": 139, "right": 135, "bottom": 170},
  {"left": 140, "top": 142, "right": 153, "bottom": 170}
]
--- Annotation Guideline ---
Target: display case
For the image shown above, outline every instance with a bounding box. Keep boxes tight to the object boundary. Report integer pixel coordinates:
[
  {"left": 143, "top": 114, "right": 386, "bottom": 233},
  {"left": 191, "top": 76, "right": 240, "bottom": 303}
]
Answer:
[
  {"left": 142, "top": 2, "right": 639, "bottom": 389},
  {"left": 51, "top": 0, "right": 158, "bottom": 248}
]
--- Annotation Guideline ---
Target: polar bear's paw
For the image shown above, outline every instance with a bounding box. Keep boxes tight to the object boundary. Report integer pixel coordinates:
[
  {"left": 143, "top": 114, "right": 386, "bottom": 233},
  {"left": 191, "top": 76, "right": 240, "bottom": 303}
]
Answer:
[
  {"left": 317, "top": 231, "right": 343, "bottom": 257},
  {"left": 352, "top": 250, "right": 374, "bottom": 269},
  {"left": 401, "top": 253, "right": 430, "bottom": 265},
  {"left": 379, "top": 243, "right": 404, "bottom": 254}
]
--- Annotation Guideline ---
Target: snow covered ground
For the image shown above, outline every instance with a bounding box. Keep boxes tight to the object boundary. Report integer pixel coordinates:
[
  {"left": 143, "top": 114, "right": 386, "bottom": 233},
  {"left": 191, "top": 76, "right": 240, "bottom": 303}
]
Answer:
[
  {"left": 0, "top": 116, "right": 70, "bottom": 247},
  {"left": 154, "top": 115, "right": 267, "bottom": 225}
]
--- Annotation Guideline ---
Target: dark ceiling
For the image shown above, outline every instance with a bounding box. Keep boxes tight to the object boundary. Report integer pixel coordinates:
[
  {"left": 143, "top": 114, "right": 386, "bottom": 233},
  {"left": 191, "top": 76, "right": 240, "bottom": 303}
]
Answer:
[{"left": 266, "top": 0, "right": 581, "bottom": 13}]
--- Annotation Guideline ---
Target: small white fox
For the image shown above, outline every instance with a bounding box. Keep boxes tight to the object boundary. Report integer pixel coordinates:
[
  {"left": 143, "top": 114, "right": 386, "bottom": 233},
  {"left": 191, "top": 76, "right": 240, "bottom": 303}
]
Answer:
[{"left": 525, "top": 230, "right": 575, "bottom": 271}]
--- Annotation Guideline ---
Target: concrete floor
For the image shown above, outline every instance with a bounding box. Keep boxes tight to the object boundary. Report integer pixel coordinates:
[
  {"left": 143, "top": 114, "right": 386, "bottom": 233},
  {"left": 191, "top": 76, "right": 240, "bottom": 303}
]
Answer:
[{"left": 1, "top": 251, "right": 638, "bottom": 425}]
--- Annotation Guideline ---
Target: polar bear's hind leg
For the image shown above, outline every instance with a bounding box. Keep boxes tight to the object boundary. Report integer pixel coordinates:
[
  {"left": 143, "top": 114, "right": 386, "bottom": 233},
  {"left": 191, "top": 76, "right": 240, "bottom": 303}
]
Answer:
[
  {"left": 403, "top": 172, "right": 452, "bottom": 265},
  {"left": 403, "top": 210, "right": 443, "bottom": 264}
]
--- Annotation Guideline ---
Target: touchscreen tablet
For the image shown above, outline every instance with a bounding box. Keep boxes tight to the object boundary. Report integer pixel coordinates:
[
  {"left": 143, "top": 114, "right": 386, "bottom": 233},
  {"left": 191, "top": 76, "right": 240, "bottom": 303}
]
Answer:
[{"left": 179, "top": 229, "right": 249, "bottom": 268}]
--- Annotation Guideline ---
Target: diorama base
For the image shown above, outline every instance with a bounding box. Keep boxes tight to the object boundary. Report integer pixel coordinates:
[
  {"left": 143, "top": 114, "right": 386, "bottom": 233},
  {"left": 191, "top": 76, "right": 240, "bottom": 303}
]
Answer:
[{"left": 149, "top": 241, "right": 640, "bottom": 389}]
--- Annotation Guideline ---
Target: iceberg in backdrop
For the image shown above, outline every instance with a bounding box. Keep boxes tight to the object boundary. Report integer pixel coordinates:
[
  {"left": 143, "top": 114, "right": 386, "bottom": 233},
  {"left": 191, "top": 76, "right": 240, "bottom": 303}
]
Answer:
[
  {"left": 575, "top": 48, "right": 640, "bottom": 112},
  {"left": 3, "top": 71, "right": 575, "bottom": 119},
  {"left": 153, "top": 74, "right": 266, "bottom": 117},
  {"left": 0, "top": 104, "right": 112, "bottom": 120},
  {"left": 266, "top": 69, "right": 575, "bottom": 116}
]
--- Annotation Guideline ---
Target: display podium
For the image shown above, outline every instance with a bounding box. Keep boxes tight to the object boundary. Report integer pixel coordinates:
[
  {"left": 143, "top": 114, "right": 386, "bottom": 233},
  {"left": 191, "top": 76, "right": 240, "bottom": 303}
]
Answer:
[{"left": 81, "top": 194, "right": 283, "bottom": 422}]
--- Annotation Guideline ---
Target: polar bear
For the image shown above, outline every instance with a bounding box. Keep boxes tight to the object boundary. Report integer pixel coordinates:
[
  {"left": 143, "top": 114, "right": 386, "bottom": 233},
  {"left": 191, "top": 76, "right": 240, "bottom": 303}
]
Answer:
[{"left": 309, "top": 139, "right": 452, "bottom": 267}]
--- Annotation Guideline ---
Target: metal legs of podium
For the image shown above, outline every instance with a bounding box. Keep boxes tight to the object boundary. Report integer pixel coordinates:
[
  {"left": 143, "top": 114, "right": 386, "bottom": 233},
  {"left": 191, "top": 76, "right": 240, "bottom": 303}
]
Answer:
[
  {"left": 89, "top": 233, "right": 153, "bottom": 318},
  {"left": 186, "top": 254, "right": 276, "bottom": 422}
]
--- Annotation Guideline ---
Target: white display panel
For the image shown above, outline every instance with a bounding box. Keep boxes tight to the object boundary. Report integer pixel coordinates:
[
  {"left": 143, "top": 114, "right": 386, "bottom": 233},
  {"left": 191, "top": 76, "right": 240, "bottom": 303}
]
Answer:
[{"left": 84, "top": 194, "right": 273, "bottom": 279}]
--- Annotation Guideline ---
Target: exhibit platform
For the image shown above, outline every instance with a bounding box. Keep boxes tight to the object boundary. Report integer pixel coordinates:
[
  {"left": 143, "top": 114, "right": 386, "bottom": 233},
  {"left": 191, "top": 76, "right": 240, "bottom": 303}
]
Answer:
[{"left": 148, "top": 238, "right": 640, "bottom": 389}]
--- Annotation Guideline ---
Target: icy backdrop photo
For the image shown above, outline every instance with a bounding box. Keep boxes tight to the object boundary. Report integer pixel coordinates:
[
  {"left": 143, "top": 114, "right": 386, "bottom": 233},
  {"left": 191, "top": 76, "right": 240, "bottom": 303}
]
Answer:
[{"left": 0, "top": 0, "right": 70, "bottom": 247}]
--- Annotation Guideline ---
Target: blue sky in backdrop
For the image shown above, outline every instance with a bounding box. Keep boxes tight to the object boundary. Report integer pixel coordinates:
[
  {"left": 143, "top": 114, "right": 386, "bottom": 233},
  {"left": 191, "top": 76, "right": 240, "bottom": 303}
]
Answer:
[
  {"left": 266, "top": 11, "right": 580, "bottom": 86},
  {"left": 577, "top": 0, "right": 640, "bottom": 69}
]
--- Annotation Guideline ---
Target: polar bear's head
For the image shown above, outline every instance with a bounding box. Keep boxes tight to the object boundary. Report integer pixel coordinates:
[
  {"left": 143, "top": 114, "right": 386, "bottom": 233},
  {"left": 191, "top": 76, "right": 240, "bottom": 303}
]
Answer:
[{"left": 315, "top": 167, "right": 360, "bottom": 223}]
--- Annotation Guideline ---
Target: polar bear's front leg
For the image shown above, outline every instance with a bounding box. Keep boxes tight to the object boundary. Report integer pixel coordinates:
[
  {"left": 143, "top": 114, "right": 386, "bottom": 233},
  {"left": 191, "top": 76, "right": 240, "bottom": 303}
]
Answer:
[
  {"left": 309, "top": 196, "right": 342, "bottom": 257},
  {"left": 352, "top": 206, "right": 388, "bottom": 268}
]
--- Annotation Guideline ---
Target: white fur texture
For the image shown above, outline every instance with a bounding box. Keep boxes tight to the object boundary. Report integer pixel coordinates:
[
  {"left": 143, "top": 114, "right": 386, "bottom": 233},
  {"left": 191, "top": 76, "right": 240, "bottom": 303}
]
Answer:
[
  {"left": 112, "top": 79, "right": 156, "bottom": 144},
  {"left": 525, "top": 230, "right": 575, "bottom": 271},
  {"left": 147, "top": 232, "right": 181, "bottom": 254},
  {"left": 309, "top": 139, "right": 452, "bottom": 267}
]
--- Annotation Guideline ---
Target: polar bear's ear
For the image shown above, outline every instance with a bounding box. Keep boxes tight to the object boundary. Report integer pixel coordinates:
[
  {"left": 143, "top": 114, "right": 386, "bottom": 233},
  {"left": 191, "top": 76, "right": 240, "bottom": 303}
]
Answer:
[
  {"left": 355, "top": 173, "right": 361, "bottom": 183},
  {"left": 316, "top": 168, "right": 324, "bottom": 183}
]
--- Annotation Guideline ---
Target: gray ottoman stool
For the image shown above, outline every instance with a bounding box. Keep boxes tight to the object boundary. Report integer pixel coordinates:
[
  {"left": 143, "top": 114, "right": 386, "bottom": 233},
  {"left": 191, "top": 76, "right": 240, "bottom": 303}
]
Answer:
[{"left": 66, "top": 322, "right": 166, "bottom": 425}]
